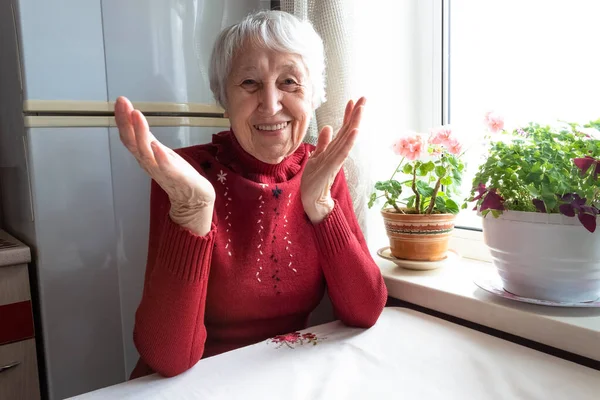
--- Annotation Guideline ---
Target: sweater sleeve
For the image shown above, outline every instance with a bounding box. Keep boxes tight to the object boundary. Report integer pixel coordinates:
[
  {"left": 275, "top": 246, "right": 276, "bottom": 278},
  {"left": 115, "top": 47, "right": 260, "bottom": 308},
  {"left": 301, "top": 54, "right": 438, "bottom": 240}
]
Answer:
[
  {"left": 132, "top": 179, "right": 216, "bottom": 378},
  {"left": 312, "top": 170, "right": 387, "bottom": 328}
]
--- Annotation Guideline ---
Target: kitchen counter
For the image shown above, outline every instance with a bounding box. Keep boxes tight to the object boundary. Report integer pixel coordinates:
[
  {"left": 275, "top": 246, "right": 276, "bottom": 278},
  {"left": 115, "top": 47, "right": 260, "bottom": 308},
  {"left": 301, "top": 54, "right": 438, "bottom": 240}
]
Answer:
[{"left": 0, "top": 230, "right": 31, "bottom": 267}]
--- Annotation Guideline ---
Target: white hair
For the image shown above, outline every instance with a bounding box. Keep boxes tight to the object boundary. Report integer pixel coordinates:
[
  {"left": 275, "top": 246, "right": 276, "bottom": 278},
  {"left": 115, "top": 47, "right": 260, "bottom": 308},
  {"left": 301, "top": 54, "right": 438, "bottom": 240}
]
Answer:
[{"left": 209, "top": 10, "right": 326, "bottom": 110}]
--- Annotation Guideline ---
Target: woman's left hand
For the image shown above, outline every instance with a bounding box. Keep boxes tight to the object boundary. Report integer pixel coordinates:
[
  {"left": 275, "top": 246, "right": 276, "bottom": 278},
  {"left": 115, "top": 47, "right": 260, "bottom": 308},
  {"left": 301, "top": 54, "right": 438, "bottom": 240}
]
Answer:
[{"left": 301, "top": 97, "right": 366, "bottom": 223}]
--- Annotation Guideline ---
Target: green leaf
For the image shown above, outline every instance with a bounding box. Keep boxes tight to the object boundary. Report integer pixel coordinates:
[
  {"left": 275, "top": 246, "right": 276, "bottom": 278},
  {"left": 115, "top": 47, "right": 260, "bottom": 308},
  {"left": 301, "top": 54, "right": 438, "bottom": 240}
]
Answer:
[
  {"left": 416, "top": 161, "right": 435, "bottom": 176},
  {"left": 445, "top": 199, "right": 460, "bottom": 214},
  {"left": 406, "top": 195, "right": 416, "bottom": 209},
  {"left": 435, "top": 196, "right": 447, "bottom": 212},
  {"left": 390, "top": 180, "right": 403, "bottom": 192},
  {"left": 415, "top": 180, "right": 434, "bottom": 197},
  {"left": 447, "top": 156, "right": 458, "bottom": 168},
  {"left": 441, "top": 176, "right": 453, "bottom": 186},
  {"left": 540, "top": 183, "right": 557, "bottom": 210},
  {"left": 452, "top": 169, "right": 462, "bottom": 185},
  {"left": 420, "top": 198, "right": 431, "bottom": 213},
  {"left": 402, "top": 164, "right": 413, "bottom": 174},
  {"left": 461, "top": 202, "right": 468, "bottom": 209},
  {"left": 423, "top": 161, "right": 435, "bottom": 173},
  {"left": 491, "top": 209, "right": 502, "bottom": 218},
  {"left": 528, "top": 184, "right": 540, "bottom": 197},
  {"left": 374, "top": 181, "right": 387, "bottom": 191},
  {"left": 368, "top": 192, "right": 377, "bottom": 209},
  {"left": 435, "top": 166, "right": 447, "bottom": 178},
  {"left": 525, "top": 172, "right": 543, "bottom": 184}
]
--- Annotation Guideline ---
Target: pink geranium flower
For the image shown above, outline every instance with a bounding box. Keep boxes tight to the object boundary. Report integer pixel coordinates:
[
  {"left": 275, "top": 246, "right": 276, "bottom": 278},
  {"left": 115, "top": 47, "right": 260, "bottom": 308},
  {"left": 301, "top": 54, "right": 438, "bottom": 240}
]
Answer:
[
  {"left": 445, "top": 137, "right": 463, "bottom": 155},
  {"left": 429, "top": 125, "right": 452, "bottom": 145},
  {"left": 392, "top": 133, "right": 425, "bottom": 161},
  {"left": 484, "top": 111, "right": 505, "bottom": 134}
]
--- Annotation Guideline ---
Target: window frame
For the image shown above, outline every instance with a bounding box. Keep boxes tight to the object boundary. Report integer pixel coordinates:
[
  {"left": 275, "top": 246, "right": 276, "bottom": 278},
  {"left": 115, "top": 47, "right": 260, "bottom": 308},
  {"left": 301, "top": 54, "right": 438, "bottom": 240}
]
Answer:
[{"left": 437, "top": 0, "right": 486, "bottom": 260}]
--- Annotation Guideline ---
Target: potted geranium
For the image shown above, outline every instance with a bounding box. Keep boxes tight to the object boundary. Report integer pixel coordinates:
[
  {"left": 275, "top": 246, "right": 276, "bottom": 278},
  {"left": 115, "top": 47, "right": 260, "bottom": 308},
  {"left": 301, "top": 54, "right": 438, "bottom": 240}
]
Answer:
[
  {"left": 470, "top": 112, "right": 600, "bottom": 303},
  {"left": 369, "top": 127, "right": 465, "bottom": 261}
]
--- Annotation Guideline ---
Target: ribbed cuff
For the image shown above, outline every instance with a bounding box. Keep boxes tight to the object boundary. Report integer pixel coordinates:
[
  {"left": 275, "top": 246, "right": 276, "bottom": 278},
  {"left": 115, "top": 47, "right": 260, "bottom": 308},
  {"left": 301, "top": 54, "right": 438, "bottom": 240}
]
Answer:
[
  {"left": 155, "top": 216, "right": 217, "bottom": 283},
  {"left": 312, "top": 201, "right": 353, "bottom": 255}
]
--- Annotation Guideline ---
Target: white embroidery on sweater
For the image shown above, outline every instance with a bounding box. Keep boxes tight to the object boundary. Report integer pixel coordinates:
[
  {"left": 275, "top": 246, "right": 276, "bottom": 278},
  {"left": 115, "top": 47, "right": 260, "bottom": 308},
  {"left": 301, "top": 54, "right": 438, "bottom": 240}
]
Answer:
[
  {"left": 217, "top": 170, "right": 227, "bottom": 184},
  {"left": 221, "top": 175, "right": 233, "bottom": 257}
]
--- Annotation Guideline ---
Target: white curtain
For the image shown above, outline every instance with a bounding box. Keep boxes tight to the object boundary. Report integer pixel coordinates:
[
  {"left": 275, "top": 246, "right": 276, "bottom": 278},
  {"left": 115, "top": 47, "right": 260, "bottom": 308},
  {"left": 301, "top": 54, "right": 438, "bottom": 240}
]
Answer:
[
  {"left": 282, "top": 0, "right": 440, "bottom": 247},
  {"left": 281, "top": 0, "right": 372, "bottom": 234}
]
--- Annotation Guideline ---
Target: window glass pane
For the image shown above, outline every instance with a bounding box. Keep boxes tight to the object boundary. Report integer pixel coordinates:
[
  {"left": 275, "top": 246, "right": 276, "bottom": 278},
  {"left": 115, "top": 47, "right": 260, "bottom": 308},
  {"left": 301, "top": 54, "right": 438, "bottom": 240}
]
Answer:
[{"left": 449, "top": 0, "right": 600, "bottom": 228}]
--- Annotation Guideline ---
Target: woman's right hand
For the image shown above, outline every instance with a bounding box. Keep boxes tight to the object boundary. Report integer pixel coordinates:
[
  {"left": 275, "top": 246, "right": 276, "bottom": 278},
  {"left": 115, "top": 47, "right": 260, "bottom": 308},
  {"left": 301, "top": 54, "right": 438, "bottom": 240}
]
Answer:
[{"left": 114, "top": 96, "right": 215, "bottom": 236}]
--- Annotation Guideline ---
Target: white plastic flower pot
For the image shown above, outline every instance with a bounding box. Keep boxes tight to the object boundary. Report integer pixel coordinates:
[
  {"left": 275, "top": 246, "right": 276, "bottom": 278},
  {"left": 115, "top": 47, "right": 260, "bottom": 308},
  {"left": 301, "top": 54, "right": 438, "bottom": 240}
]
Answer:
[{"left": 482, "top": 211, "right": 600, "bottom": 303}]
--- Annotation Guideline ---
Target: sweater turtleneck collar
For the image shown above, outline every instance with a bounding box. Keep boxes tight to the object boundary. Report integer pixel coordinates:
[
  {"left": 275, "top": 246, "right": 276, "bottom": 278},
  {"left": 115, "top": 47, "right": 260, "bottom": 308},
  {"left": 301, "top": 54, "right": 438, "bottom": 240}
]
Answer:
[{"left": 212, "top": 130, "right": 308, "bottom": 184}]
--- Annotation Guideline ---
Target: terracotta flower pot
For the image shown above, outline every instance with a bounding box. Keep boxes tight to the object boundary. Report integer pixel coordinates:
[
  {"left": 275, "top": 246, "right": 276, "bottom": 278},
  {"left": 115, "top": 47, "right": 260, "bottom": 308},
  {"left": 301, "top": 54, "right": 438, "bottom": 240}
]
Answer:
[{"left": 381, "top": 209, "right": 456, "bottom": 261}]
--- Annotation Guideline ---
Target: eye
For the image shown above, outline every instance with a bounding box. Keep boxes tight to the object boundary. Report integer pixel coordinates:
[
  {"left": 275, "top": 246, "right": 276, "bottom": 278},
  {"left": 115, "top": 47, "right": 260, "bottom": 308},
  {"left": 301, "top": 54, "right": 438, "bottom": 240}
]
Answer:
[
  {"left": 241, "top": 79, "right": 258, "bottom": 86},
  {"left": 282, "top": 78, "right": 297, "bottom": 85}
]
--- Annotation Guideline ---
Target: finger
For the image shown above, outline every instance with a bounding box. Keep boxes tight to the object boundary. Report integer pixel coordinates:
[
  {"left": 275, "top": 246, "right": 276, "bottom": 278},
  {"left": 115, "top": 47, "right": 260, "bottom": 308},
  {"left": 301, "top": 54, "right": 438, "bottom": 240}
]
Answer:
[
  {"left": 355, "top": 96, "right": 367, "bottom": 108},
  {"left": 344, "top": 104, "right": 364, "bottom": 140},
  {"left": 316, "top": 128, "right": 359, "bottom": 179},
  {"left": 342, "top": 100, "right": 354, "bottom": 127},
  {"left": 330, "top": 128, "right": 359, "bottom": 167},
  {"left": 151, "top": 141, "right": 170, "bottom": 169},
  {"left": 152, "top": 140, "right": 183, "bottom": 171},
  {"left": 329, "top": 105, "right": 364, "bottom": 154},
  {"left": 349, "top": 99, "right": 365, "bottom": 127},
  {"left": 132, "top": 110, "right": 156, "bottom": 167},
  {"left": 313, "top": 125, "right": 333, "bottom": 157},
  {"left": 114, "top": 96, "right": 133, "bottom": 127},
  {"left": 346, "top": 97, "right": 366, "bottom": 131},
  {"left": 115, "top": 97, "right": 137, "bottom": 152},
  {"left": 338, "top": 98, "right": 366, "bottom": 140}
]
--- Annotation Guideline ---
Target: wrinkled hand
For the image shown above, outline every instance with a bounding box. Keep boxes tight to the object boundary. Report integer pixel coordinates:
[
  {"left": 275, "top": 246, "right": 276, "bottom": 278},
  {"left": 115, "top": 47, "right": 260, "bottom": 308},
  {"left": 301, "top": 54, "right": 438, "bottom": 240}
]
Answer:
[
  {"left": 301, "top": 97, "right": 366, "bottom": 223},
  {"left": 115, "top": 96, "right": 215, "bottom": 236}
]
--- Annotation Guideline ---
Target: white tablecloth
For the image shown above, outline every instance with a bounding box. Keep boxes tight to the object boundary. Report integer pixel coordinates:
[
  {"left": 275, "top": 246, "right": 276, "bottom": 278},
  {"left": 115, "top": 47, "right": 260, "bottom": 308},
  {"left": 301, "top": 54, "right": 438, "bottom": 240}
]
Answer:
[{"left": 71, "top": 308, "right": 599, "bottom": 399}]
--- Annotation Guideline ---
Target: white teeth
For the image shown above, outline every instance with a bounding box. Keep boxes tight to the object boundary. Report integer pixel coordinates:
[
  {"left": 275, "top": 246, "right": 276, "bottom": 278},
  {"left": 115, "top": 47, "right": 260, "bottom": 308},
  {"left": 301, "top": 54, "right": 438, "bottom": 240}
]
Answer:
[{"left": 255, "top": 122, "right": 289, "bottom": 131}]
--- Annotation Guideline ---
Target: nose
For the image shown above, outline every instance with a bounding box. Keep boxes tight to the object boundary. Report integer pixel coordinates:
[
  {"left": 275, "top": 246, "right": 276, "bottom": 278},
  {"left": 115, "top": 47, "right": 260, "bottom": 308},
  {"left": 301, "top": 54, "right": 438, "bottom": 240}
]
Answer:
[{"left": 258, "top": 82, "right": 282, "bottom": 116}]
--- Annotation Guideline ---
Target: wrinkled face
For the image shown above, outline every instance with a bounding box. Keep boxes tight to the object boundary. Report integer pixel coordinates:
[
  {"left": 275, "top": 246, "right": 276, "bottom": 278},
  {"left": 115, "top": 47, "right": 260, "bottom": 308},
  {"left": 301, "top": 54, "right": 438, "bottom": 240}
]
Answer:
[{"left": 225, "top": 43, "right": 313, "bottom": 164}]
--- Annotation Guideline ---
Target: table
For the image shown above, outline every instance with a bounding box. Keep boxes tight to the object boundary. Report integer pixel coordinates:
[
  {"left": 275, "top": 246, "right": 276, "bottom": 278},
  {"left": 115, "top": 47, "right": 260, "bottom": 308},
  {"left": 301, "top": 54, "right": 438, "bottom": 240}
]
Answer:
[{"left": 71, "top": 308, "right": 600, "bottom": 399}]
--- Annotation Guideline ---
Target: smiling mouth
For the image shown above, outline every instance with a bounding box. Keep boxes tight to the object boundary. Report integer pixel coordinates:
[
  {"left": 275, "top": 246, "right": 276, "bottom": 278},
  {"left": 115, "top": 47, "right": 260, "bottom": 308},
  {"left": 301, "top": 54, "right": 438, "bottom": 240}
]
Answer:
[{"left": 254, "top": 121, "right": 290, "bottom": 131}]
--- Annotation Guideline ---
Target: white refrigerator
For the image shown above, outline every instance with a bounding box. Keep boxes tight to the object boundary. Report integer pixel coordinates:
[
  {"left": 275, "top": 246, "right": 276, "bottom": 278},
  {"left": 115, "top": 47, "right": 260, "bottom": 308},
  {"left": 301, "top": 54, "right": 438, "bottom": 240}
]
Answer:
[{"left": 0, "top": 1, "right": 270, "bottom": 399}]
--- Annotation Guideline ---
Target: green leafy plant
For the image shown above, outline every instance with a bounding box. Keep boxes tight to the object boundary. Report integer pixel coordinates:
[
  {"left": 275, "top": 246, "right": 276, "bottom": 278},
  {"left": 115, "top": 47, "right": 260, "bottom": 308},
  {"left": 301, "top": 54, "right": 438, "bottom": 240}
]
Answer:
[
  {"left": 469, "top": 114, "right": 600, "bottom": 232},
  {"left": 368, "top": 126, "right": 465, "bottom": 214}
]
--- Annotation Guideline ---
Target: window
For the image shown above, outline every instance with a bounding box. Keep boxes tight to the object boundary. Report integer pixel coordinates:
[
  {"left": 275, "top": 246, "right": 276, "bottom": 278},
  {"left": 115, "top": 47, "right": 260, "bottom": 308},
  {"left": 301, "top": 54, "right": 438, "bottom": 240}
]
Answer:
[
  {"left": 448, "top": 0, "right": 600, "bottom": 230},
  {"left": 358, "top": 1, "right": 600, "bottom": 258}
]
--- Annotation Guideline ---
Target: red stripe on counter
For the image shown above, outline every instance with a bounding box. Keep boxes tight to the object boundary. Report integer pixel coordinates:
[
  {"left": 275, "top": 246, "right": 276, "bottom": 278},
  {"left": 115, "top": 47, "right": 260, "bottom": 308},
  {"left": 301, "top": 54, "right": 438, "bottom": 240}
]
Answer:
[{"left": 0, "top": 300, "right": 35, "bottom": 345}]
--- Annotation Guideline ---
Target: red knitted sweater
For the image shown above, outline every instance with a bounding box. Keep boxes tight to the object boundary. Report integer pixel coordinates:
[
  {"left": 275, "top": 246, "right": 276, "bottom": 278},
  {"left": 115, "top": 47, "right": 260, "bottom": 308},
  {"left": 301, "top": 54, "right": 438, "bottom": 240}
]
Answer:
[{"left": 130, "top": 131, "right": 387, "bottom": 378}]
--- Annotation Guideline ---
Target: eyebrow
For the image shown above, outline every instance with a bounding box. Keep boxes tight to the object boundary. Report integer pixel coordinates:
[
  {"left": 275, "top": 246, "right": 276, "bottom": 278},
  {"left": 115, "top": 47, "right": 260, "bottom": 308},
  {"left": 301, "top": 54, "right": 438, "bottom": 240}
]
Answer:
[
  {"left": 234, "top": 62, "right": 304, "bottom": 75},
  {"left": 237, "top": 66, "right": 258, "bottom": 73},
  {"left": 280, "top": 62, "right": 302, "bottom": 73}
]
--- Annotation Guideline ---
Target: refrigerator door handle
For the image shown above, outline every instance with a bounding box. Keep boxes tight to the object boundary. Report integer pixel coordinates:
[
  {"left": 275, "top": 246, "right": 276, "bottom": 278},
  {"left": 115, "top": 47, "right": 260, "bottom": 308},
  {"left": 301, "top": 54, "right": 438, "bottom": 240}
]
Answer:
[
  {"left": 10, "top": 0, "right": 23, "bottom": 96},
  {"left": 22, "top": 136, "right": 35, "bottom": 222}
]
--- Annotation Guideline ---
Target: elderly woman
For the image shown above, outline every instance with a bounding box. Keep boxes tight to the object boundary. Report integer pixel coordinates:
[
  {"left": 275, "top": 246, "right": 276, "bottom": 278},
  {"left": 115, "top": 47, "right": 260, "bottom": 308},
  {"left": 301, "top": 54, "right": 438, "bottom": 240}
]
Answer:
[{"left": 115, "top": 10, "right": 387, "bottom": 379}]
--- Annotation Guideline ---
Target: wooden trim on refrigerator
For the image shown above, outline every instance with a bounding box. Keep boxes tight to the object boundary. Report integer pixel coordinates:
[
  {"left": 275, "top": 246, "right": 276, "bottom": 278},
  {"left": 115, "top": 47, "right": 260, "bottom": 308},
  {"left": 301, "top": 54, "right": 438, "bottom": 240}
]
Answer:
[
  {"left": 24, "top": 116, "right": 230, "bottom": 128},
  {"left": 23, "top": 100, "right": 225, "bottom": 115}
]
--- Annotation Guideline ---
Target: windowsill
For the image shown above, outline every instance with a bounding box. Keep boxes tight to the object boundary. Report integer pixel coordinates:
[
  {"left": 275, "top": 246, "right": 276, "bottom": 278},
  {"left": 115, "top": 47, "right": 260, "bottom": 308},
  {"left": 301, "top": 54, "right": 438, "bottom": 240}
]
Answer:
[{"left": 374, "top": 251, "right": 600, "bottom": 362}]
